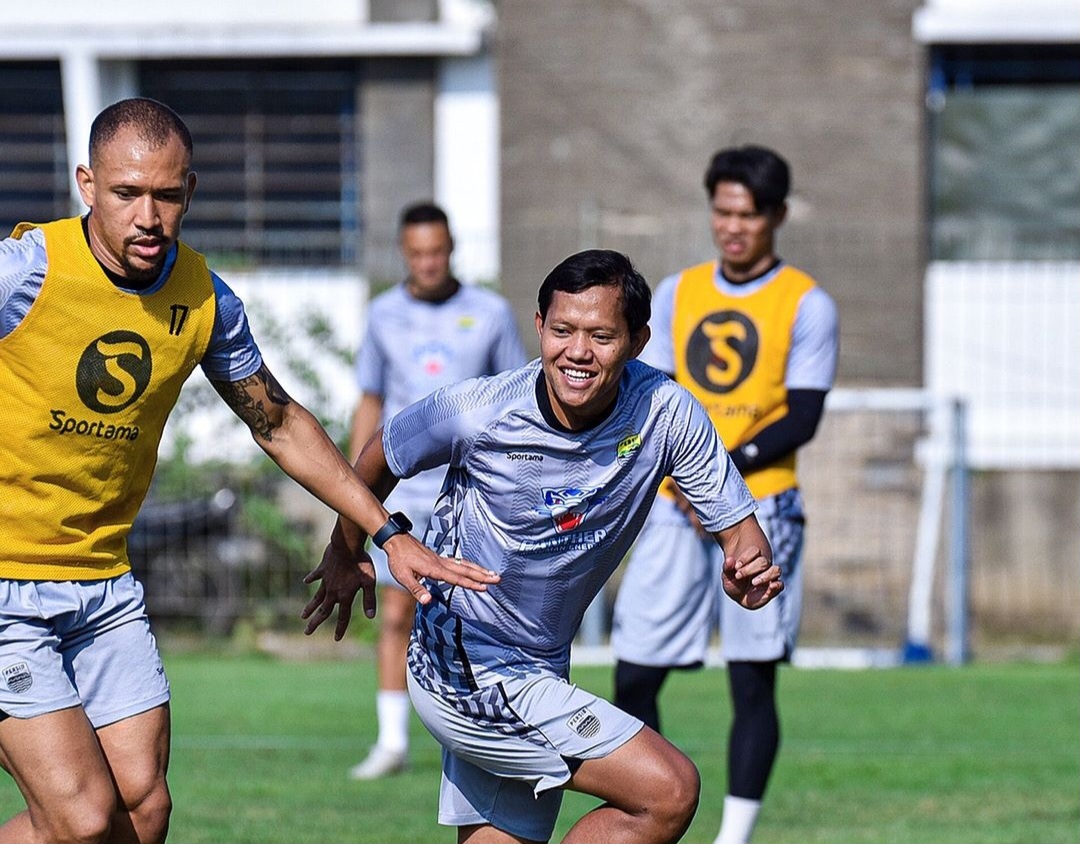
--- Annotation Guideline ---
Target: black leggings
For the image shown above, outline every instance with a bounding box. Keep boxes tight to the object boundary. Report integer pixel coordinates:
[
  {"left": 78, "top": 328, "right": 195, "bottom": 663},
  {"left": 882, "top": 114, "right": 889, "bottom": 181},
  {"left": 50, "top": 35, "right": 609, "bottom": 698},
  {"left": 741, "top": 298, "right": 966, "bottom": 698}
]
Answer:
[
  {"left": 613, "top": 658, "right": 780, "bottom": 800},
  {"left": 613, "top": 659, "right": 669, "bottom": 732},
  {"left": 726, "top": 660, "right": 779, "bottom": 800}
]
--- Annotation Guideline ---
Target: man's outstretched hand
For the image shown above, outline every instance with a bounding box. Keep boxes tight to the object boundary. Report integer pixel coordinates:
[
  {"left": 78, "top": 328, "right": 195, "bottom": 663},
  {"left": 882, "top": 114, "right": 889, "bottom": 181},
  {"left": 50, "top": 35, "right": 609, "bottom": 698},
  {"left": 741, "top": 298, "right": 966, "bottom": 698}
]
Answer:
[
  {"left": 301, "top": 541, "right": 378, "bottom": 640},
  {"left": 301, "top": 533, "right": 499, "bottom": 640}
]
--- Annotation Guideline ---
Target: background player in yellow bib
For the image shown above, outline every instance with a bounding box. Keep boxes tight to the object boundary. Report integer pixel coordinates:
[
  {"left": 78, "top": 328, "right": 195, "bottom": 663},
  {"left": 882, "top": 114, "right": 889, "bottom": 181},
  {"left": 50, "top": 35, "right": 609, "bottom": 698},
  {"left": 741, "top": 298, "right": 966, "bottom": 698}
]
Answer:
[
  {"left": 611, "top": 145, "right": 839, "bottom": 844},
  {"left": 0, "top": 97, "right": 496, "bottom": 844}
]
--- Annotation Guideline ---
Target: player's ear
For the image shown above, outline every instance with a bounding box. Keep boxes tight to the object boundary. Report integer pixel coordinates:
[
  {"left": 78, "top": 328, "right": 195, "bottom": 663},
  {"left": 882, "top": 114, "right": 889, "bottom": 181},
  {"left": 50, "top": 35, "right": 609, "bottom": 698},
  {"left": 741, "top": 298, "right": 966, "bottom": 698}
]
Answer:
[
  {"left": 534, "top": 310, "right": 544, "bottom": 340},
  {"left": 770, "top": 201, "right": 788, "bottom": 228},
  {"left": 629, "top": 325, "right": 651, "bottom": 359},
  {"left": 75, "top": 164, "right": 95, "bottom": 208},
  {"left": 183, "top": 171, "right": 198, "bottom": 214}
]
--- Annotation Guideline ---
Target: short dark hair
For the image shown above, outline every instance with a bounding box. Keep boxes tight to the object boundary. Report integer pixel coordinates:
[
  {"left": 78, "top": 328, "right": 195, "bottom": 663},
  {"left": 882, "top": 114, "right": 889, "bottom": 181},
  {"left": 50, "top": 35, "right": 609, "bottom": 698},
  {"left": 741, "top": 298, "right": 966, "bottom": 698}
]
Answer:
[
  {"left": 703, "top": 145, "right": 790, "bottom": 214},
  {"left": 399, "top": 201, "right": 450, "bottom": 231},
  {"left": 537, "top": 249, "right": 651, "bottom": 334},
  {"left": 89, "top": 98, "right": 193, "bottom": 167}
]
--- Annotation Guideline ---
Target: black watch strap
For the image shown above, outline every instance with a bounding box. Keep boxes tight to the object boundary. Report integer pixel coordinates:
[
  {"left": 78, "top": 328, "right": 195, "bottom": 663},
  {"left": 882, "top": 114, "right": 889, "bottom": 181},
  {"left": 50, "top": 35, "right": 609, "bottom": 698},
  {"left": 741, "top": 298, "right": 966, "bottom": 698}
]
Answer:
[{"left": 372, "top": 511, "right": 413, "bottom": 549}]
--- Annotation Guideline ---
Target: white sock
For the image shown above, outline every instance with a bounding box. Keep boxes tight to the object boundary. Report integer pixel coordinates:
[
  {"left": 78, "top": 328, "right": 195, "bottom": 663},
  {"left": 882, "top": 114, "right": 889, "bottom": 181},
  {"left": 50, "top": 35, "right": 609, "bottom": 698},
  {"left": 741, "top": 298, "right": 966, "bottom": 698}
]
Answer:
[
  {"left": 375, "top": 690, "right": 411, "bottom": 754},
  {"left": 714, "top": 795, "right": 762, "bottom": 844}
]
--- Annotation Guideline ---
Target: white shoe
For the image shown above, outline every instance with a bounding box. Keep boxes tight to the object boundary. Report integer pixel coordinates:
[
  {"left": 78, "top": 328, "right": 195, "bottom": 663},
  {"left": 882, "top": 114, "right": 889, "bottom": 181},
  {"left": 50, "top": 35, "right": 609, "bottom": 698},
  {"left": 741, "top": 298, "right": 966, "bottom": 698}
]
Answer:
[{"left": 348, "top": 746, "right": 408, "bottom": 780}]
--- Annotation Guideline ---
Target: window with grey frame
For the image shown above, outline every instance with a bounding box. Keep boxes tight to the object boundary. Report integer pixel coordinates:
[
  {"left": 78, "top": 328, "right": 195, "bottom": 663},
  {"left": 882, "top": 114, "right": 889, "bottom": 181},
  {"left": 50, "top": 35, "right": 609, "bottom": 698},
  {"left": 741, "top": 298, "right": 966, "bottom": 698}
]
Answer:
[
  {"left": 926, "top": 44, "right": 1080, "bottom": 261},
  {"left": 139, "top": 59, "right": 362, "bottom": 268},
  {"left": 0, "top": 61, "right": 69, "bottom": 235}
]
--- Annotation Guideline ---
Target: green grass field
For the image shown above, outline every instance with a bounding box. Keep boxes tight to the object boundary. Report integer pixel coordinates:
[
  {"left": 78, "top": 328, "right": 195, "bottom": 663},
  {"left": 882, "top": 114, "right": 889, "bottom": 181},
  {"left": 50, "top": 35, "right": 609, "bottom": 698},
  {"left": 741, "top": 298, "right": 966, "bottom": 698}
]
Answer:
[{"left": 1, "top": 648, "right": 1076, "bottom": 843}]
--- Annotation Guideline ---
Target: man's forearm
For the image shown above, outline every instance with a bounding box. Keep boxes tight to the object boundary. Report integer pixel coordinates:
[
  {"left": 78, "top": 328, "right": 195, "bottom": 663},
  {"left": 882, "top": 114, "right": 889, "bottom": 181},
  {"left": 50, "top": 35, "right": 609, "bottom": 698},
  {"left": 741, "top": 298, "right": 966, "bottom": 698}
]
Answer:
[
  {"left": 258, "top": 402, "right": 392, "bottom": 541},
  {"left": 329, "top": 425, "right": 401, "bottom": 553},
  {"left": 714, "top": 513, "right": 772, "bottom": 562},
  {"left": 349, "top": 392, "right": 384, "bottom": 463}
]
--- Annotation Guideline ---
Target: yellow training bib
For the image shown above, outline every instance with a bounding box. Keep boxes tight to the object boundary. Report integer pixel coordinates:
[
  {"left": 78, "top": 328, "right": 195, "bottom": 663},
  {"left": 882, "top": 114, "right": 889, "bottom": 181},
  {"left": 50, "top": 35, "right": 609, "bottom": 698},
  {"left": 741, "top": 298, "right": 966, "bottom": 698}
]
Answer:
[
  {"left": 668, "top": 261, "right": 817, "bottom": 500},
  {"left": 0, "top": 217, "right": 216, "bottom": 579}
]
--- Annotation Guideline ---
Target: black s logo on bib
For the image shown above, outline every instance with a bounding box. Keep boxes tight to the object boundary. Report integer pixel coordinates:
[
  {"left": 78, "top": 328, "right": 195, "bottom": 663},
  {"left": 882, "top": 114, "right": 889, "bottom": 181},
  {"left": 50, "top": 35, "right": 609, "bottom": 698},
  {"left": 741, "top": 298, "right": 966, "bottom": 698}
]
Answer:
[
  {"left": 76, "top": 331, "right": 153, "bottom": 413},
  {"left": 686, "top": 311, "right": 758, "bottom": 394}
]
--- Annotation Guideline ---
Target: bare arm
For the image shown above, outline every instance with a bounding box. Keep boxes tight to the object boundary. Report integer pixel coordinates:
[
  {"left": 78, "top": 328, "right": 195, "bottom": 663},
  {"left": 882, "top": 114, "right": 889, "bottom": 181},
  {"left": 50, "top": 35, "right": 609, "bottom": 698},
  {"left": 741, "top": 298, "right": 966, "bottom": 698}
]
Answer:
[
  {"left": 212, "top": 365, "right": 498, "bottom": 640},
  {"left": 713, "top": 514, "right": 784, "bottom": 609},
  {"left": 210, "top": 363, "right": 390, "bottom": 539},
  {"left": 348, "top": 392, "right": 384, "bottom": 463}
]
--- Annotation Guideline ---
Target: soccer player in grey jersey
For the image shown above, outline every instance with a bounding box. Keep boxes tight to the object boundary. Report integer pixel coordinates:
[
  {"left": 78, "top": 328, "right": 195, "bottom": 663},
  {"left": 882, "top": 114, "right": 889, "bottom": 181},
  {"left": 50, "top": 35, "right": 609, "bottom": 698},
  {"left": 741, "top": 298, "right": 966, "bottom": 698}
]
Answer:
[
  {"left": 347, "top": 202, "right": 527, "bottom": 781},
  {"left": 303, "top": 249, "right": 784, "bottom": 844}
]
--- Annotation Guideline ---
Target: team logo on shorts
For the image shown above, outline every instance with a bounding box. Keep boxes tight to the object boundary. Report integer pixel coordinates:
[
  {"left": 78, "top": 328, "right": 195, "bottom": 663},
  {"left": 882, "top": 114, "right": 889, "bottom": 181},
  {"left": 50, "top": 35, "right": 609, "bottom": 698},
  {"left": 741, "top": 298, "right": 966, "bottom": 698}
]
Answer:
[
  {"left": 686, "top": 310, "right": 759, "bottom": 394},
  {"left": 567, "top": 707, "right": 601, "bottom": 739},
  {"left": 76, "top": 330, "right": 153, "bottom": 413},
  {"left": 542, "top": 486, "right": 599, "bottom": 533},
  {"left": 2, "top": 662, "right": 32, "bottom": 694}
]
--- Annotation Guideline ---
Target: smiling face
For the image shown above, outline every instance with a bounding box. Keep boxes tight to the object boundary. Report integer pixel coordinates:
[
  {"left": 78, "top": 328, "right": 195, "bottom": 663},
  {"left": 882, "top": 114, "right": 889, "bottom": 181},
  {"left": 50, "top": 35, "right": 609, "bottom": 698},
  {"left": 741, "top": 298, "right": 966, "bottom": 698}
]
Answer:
[
  {"left": 76, "top": 123, "right": 196, "bottom": 284},
  {"left": 709, "top": 181, "right": 786, "bottom": 282},
  {"left": 535, "top": 284, "right": 650, "bottom": 431}
]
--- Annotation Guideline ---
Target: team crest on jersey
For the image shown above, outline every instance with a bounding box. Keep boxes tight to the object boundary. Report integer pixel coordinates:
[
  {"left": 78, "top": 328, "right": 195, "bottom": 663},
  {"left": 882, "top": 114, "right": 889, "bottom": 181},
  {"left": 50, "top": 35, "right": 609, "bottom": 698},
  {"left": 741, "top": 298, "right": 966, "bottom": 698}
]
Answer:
[
  {"left": 542, "top": 486, "right": 599, "bottom": 533},
  {"left": 616, "top": 433, "right": 642, "bottom": 460},
  {"left": 415, "top": 342, "right": 451, "bottom": 377},
  {"left": 2, "top": 662, "right": 32, "bottom": 694},
  {"left": 456, "top": 315, "right": 477, "bottom": 330}
]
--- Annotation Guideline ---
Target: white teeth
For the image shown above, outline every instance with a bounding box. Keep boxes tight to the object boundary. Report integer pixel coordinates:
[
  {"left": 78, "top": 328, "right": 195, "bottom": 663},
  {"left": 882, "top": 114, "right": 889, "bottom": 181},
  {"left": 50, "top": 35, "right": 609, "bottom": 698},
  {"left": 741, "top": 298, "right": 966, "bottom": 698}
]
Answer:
[{"left": 564, "top": 369, "right": 592, "bottom": 381}]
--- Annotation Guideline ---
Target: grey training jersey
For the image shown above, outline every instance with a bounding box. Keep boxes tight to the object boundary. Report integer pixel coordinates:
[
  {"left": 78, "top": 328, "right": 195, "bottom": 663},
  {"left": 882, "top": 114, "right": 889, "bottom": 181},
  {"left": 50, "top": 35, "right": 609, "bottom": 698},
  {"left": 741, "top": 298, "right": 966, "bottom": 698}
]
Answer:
[
  {"left": 384, "top": 358, "right": 756, "bottom": 691},
  {"left": 357, "top": 282, "right": 527, "bottom": 511}
]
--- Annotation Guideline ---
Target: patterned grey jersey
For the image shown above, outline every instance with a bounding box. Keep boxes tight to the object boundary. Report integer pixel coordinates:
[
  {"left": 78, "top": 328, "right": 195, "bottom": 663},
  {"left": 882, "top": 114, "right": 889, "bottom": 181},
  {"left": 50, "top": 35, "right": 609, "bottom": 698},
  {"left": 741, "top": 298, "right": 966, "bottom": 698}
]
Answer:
[
  {"left": 385, "top": 358, "right": 757, "bottom": 692},
  {"left": 356, "top": 281, "right": 526, "bottom": 511}
]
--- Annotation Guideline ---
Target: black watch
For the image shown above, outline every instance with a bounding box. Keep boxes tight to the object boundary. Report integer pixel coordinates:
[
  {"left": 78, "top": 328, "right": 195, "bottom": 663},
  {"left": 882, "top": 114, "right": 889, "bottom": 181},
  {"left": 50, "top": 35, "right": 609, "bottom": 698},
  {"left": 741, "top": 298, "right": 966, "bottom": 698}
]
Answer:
[{"left": 371, "top": 511, "right": 413, "bottom": 549}]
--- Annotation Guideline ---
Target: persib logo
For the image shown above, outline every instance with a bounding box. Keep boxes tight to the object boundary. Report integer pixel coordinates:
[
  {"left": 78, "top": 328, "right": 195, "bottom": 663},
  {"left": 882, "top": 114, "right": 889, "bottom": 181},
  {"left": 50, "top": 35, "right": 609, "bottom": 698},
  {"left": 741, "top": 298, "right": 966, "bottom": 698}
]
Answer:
[
  {"left": 542, "top": 486, "right": 599, "bottom": 533},
  {"left": 616, "top": 433, "right": 642, "bottom": 460},
  {"left": 76, "top": 331, "right": 152, "bottom": 413}
]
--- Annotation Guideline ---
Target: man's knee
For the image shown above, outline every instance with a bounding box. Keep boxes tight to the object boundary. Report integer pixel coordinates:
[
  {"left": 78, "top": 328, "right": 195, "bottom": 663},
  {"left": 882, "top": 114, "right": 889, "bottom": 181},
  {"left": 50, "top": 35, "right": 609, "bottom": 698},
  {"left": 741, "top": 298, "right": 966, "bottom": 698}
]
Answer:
[
  {"left": 631, "top": 742, "right": 700, "bottom": 839},
  {"left": 38, "top": 787, "right": 116, "bottom": 843},
  {"left": 108, "top": 766, "right": 172, "bottom": 844},
  {"left": 124, "top": 780, "right": 172, "bottom": 842},
  {"left": 654, "top": 750, "right": 700, "bottom": 833}
]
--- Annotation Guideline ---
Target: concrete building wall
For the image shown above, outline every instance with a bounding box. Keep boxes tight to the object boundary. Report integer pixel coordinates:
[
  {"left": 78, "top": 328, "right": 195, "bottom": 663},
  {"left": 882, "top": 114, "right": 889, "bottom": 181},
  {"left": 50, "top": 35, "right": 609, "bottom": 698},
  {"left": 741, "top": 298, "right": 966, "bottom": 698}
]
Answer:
[
  {"left": 497, "top": 0, "right": 924, "bottom": 384},
  {"left": 360, "top": 59, "right": 437, "bottom": 284}
]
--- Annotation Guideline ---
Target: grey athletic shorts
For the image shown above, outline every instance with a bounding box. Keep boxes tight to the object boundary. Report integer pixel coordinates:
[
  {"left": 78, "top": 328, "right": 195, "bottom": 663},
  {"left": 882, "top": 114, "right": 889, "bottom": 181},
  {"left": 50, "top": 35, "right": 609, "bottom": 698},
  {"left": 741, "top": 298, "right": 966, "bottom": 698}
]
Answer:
[
  {"left": 0, "top": 572, "right": 170, "bottom": 727},
  {"left": 407, "top": 666, "right": 643, "bottom": 841},
  {"left": 611, "top": 488, "right": 805, "bottom": 665}
]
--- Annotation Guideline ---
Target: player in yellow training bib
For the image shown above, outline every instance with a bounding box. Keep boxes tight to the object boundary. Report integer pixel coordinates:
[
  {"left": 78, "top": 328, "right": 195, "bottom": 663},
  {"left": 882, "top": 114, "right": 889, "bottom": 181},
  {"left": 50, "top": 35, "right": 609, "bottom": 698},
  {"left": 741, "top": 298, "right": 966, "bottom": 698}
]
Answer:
[
  {"left": 611, "top": 145, "right": 839, "bottom": 844},
  {"left": 0, "top": 97, "right": 496, "bottom": 844}
]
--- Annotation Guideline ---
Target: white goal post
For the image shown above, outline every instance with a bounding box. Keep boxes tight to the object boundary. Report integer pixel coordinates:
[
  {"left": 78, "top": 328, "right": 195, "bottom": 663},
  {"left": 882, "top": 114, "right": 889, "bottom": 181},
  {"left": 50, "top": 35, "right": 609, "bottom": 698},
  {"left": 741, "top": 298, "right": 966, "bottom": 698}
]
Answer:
[{"left": 792, "top": 387, "right": 970, "bottom": 668}]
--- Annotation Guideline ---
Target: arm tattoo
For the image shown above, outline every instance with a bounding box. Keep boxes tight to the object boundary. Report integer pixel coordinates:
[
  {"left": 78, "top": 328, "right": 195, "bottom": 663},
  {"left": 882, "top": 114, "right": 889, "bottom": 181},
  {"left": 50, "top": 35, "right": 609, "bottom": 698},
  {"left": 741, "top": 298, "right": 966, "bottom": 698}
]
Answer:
[{"left": 211, "top": 364, "right": 292, "bottom": 442}]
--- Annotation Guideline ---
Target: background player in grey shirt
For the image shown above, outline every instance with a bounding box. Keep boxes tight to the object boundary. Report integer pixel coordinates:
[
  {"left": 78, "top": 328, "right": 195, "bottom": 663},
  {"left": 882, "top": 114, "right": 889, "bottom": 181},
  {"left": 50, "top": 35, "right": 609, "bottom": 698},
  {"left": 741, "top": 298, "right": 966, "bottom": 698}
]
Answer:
[
  {"left": 303, "top": 249, "right": 784, "bottom": 844},
  {"left": 347, "top": 202, "right": 526, "bottom": 780}
]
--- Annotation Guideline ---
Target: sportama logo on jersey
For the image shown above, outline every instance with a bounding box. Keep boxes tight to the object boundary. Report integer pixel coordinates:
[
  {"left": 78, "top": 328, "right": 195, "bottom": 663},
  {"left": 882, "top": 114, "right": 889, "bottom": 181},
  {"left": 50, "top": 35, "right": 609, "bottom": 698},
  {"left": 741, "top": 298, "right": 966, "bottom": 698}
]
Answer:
[{"left": 542, "top": 486, "right": 599, "bottom": 533}]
